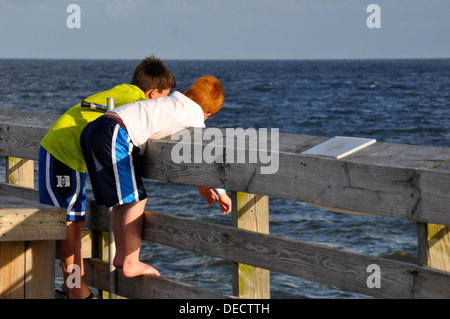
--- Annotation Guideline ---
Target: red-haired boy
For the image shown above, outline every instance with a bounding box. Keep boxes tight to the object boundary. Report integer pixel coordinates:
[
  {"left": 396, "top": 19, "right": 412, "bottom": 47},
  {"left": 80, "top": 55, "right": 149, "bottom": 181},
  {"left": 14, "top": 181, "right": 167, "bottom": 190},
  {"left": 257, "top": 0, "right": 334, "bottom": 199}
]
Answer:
[{"left": 80, "top": 75, "right": 231, "bottom": 277}]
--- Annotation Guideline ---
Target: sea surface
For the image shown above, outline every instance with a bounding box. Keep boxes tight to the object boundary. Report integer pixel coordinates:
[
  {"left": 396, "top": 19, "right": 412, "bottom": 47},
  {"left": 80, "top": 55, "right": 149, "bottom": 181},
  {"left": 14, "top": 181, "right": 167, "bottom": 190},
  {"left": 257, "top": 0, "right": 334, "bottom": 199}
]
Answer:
[{"left": 1, "top": 58, "right": 449, "bottom": 298}]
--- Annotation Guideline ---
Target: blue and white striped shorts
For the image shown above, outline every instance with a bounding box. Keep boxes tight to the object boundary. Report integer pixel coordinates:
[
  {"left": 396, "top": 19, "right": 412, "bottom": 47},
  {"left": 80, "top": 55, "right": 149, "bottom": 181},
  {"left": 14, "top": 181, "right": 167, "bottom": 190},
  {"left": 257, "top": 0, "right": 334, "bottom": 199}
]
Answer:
[
  {"left": 80, "top": 116, "right": 147, "bottom": 208},
  {"left": 39, "top": 146, "right": 87, "bottom": 221}
]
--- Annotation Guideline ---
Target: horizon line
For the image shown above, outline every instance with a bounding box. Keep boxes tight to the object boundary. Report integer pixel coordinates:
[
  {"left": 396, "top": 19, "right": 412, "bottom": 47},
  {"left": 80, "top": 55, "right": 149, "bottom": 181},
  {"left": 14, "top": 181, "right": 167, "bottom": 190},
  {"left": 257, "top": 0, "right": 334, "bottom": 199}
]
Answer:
[{"left": 1, "top": 56, "right": 449, "bottom": 62}]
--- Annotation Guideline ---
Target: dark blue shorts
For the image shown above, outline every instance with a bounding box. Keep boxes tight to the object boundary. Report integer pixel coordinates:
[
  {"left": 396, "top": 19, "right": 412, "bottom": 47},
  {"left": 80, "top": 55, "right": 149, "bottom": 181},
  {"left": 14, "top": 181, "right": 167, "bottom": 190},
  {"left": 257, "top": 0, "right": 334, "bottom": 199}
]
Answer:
[
  {"left": 80, "top": 116, "right": 147, "bottom": 208},
  {"left": 39, "top": 146, "right": 87, "bottom": 221}
]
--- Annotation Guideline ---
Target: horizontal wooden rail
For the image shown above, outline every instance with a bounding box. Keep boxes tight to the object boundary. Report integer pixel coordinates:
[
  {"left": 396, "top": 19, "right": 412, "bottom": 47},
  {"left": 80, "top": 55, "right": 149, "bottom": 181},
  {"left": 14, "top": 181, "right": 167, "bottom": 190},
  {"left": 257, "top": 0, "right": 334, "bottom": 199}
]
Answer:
[
  {"left": 0, "top": 182, "right": 40, "bottom": 202},
  {"left": 144, "top": 128, "right": 450, "bottom": 226},
  {"left": 142, "top": 210, "right": 450, "bottom": 299},
  {"left": 0, "top": 109, "right": 58, "bottom": 160},
  {"left": 84, "top": 259, "right": 235, "bottom": 299},
  {"left": 0, "top": 195, "right": 66, "bottom": 241},
  {"left": 2, "top": 109, "right": 450, "bottom": 225}
]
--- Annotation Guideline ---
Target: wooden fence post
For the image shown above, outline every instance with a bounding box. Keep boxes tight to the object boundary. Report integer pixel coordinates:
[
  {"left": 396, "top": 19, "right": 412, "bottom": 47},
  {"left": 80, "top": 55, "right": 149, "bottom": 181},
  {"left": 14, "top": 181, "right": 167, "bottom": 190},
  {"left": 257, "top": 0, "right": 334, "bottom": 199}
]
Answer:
[
  {"left": 6, "top": 157, "right": 36, "bottom": 297},
  {"left": 6, "top": 157, "right": 34, "bottom": 186},
  {"left": 426, "top": 224, "right": 450, "bottom": 271},
  {"left": 418, "top": 223, "right": 450, "bottom": 272},
  {"left": 417, "top": 161, "right": 450, "bottom": 273},
  {"left": 1, "top": 156, "right": 59, "bottom": 299},
  {"left": 231, "top": 191, "right": 270, "bottom": 299}
]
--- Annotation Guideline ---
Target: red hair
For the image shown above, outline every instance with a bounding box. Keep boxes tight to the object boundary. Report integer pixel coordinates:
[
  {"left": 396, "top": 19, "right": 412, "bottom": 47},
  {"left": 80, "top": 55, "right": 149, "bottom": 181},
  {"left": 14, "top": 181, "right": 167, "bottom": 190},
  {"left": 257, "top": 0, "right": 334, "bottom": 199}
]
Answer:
[{"left": 184, "top": 75, "right": 225, "bottom": 115}]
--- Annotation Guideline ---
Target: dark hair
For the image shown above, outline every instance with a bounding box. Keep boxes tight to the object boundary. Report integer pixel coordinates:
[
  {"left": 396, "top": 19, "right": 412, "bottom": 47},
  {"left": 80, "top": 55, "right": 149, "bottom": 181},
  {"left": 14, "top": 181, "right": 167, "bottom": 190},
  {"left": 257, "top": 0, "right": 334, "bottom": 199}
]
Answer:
[{"left": 130, "top": 55, "right": 176, "bottom": 93}]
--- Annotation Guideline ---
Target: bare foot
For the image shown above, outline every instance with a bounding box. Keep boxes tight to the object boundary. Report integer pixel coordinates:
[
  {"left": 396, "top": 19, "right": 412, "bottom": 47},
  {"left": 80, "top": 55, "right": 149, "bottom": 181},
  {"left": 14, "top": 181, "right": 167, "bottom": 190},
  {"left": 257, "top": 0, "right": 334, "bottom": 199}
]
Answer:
[{"left": 122, "top": 260, "right": 160, "bottom": 278}]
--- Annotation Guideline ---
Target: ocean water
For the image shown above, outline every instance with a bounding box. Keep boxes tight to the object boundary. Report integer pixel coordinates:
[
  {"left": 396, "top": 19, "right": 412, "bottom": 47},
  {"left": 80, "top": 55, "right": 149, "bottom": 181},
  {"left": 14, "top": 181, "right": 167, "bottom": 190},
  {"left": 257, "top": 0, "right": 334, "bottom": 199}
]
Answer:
[{"left": 1, "top": 58, "right": 449, "bottom": 298}]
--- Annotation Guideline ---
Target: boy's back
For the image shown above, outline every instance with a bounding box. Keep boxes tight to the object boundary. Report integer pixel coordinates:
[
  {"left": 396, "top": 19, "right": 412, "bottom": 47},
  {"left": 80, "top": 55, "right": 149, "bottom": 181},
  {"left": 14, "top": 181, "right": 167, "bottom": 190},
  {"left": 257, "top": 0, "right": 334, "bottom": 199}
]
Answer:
[
  {"left": 110, "top": 91, "right": 205, "bottom": 154},
  {"left": 40, "top": 84, "right": 146, "bottom": 173}
]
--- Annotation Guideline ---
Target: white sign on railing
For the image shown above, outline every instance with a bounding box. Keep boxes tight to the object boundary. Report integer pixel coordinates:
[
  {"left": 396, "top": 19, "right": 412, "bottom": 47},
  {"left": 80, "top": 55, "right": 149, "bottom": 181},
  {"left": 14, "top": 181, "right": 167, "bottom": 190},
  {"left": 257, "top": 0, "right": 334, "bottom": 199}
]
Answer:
[{"left": 301, "top": 136, "right": 376, "bottom": 159}]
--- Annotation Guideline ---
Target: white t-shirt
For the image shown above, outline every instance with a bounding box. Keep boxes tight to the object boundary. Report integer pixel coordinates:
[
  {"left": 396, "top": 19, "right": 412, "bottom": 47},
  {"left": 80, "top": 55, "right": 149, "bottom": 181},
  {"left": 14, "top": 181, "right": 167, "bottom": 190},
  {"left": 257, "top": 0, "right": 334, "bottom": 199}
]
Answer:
[{"left": 110, "top": 91, "right": 205, "bottom": 154}]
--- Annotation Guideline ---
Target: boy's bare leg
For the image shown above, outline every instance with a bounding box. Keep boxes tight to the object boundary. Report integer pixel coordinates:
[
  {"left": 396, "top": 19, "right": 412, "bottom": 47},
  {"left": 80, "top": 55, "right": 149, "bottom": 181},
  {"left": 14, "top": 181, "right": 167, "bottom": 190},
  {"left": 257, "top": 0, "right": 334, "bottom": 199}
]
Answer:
[
  {"left": 111, "top": 206, "right": 125, "bottom": 269},
  {"left": 111, "top": 199, "right": 160, "bottom": 278},
  {"left": 60, "top": 220, "right": 91, "bottom": 299}
]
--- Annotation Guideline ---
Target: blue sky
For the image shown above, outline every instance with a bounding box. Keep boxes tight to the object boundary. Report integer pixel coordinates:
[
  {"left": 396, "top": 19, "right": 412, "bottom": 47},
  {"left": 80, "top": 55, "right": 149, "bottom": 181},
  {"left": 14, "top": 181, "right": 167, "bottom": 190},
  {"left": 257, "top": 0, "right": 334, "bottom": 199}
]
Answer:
[{"left": 0, "top": 0, "right": 448, "bottom": 60}]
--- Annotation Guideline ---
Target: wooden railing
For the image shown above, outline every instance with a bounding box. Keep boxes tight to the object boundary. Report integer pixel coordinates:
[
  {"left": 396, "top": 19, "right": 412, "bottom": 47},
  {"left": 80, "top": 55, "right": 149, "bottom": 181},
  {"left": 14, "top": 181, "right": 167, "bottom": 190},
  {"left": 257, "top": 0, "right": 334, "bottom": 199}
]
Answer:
[{"left": 1, "top": 108, "right": 449, "bottom": 299}]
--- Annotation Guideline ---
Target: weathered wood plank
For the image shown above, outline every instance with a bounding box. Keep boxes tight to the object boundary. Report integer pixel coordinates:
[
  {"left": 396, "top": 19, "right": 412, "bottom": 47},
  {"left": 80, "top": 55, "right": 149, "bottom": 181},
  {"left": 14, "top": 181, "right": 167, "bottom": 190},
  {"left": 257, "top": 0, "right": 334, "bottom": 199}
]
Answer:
[
  {"left": 24, "top": 188, "right": 447, "bottom": 299},
  {"left": 0, "top": 109, "right": 58, "bottom": 160},
  {"left": 0, "top": 195, "right": 66, "bottom": 241},
  {"left": 232, "top": 192, "right": 270, "bottom": 299},
  {"left": 0, "top": 241, "right": 25, "bottom": 298},
  {"left": 7, "top": 157, "right": 34, "bottom": 186},
  {"left": 143, "top": 210, "right": 450, "bottom": 299},
  {"left": 84, "top": 258, "right": 235, "bottom": 299},
  {"left": 0, "top": 182, "right": 40, "bottom": 202},
  {"left": 0, "top": 182, "right": 108, "bottom": 233},
  {"left": 426, "top": 224, "right": 450, "bottom": 272},
  {"left": 24, "top": 240, "right": 56, "bottom": 299},
  {"left": 143, "top": 128, "right": 450, "bottom": 225},
  {"left": 2, "top": 110, "right": 450, "bottom": 225}
]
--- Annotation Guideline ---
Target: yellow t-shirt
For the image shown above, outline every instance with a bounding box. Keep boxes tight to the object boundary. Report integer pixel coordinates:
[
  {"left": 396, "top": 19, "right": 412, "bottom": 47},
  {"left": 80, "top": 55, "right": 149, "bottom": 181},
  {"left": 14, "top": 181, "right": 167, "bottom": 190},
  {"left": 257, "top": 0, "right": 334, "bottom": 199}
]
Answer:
[{"left": 40, "top": 84, "right": 146, "bottom": 173}]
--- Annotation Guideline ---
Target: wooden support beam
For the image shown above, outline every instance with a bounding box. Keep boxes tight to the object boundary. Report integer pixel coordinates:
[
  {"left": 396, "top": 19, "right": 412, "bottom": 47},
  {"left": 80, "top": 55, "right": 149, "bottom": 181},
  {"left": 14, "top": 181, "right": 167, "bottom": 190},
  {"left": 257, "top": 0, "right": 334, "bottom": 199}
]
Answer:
[
  {"left": 0, "top": 138, "right": 65, "bottom": 298},
  {"left": 6, "top": 157, "right": 34, "bottom": 186},
  {"left": 24, "top": 240, "right": 56, "bottom": 299},
  {"left": 232, "top": 192, "right": 270, "bottom": 299},
  {"left": 426, "top": 224, "right": 450, "bottom": 271},
  {"left": 0, "top": 195, "right": 65, "bottom": 298},
  {"left": 416, "top": 161, "right": 450, "bottom": 273},
  {"left": 0, "top": 241, "right": 25, "bottom": 298}
]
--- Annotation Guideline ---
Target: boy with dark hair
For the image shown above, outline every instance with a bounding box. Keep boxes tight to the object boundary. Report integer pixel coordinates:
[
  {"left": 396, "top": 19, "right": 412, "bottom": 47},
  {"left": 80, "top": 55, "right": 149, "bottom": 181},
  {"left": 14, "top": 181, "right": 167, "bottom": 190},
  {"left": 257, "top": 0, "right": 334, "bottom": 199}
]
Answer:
[
  {"left": 80, "top": 75, "right": 231, "bottom": 278},
  {"left": 39, "top": 55, "right": 175, "bottom": 299}
]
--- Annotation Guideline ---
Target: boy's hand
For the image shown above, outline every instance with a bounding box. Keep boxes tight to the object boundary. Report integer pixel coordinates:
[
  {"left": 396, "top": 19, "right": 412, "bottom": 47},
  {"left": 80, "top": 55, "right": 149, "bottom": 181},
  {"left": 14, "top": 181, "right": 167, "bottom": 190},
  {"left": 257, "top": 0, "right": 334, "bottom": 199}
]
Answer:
[
  {"left": 195, "top": 186, "right": 232, "bottom": 215},
  {"left": 196, "top": 186, "right": 218, "bottom": 206},
  {"left": 218, "top": 193, "right": 232, "bottom": 215}
]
